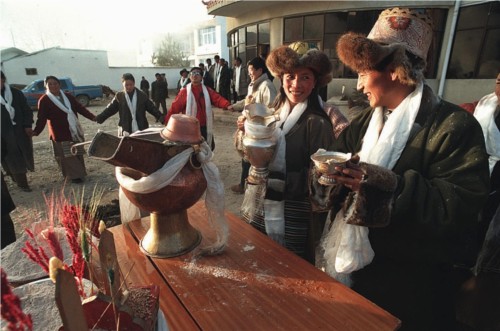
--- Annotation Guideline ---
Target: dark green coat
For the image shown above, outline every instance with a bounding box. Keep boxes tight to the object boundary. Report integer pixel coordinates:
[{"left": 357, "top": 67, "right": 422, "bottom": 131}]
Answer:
[{"left": 330, "top": 85, "right": 490, "bottom": 330}]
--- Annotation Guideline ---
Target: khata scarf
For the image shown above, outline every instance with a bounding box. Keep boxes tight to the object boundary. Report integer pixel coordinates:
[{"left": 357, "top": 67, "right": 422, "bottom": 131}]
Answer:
[
  {"left": 124, "top": 90, "right": 139, "bottom": 134},
  {"left": 46, "top": 91, "right": 85, "bottom": 142},
  {"left": 185, "top": 83, "right": 213, "bottom": 147},
  {"left": 0, "top": 83, "right": 16, "bottom": 125},
  {"left": 180, "top": 77, "right": 189, "bottom": 89},
  {"left": 263, "top": 100, "right": 307, "bottom": 244},
  {"left": 472, "top": 92, "right": 500, "bottom": 174},
  {"left": 116, "top": 128, "right": 228, "bottom": 256},
  {"left": 321, "top": 82, "right": 423, "bottom": 286}
]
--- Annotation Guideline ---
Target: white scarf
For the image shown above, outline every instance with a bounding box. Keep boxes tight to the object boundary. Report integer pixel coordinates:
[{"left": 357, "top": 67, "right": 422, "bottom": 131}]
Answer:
[
  {"left": 215, "top": 65, "right": 222, "bottom": 92},
  {"left": 46, "top": 90, "right": 85, "bottom": 142},
  {"left": 263, "top": 100, "right": 307, "bottom": 244},
  {"left": 321, "top": 82, "right": 423, "bottom": 284},
  {"left": 116, "top": 128, "right": 228, "bottom": 255},
  {"left": 235, "top": 66, "right": 241, "bottom": 92},
  {"left": 124, "top": 90, "right": 139, "bottom": 134},
  {"left": 472, "top": 92, "right": 500, "bottom": 174},
  {"left": 180, "top": 77, "right": 189, "bottom": 88},
  {"left": 185, "top": 83, "right": 213, "bottom": 147},
  {"left": 1, "top": 83, "right": 16, "bottom": 125}
]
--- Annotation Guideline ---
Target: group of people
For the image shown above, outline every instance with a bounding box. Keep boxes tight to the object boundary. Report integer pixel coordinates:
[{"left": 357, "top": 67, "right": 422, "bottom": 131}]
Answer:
[
  {"left": 2, "top": 6, "right": 498, "bottom": 330},
  {"left": 233, "top": 7, "right": 497, "bottom": 331},
  {"left": 140, "top": 73, "right": 170, "bottom": 115}
]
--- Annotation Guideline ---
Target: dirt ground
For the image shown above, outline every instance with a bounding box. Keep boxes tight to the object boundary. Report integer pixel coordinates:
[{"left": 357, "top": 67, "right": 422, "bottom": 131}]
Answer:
[{"left": 6, "top": 96, "right": 245, "bottom": 237}]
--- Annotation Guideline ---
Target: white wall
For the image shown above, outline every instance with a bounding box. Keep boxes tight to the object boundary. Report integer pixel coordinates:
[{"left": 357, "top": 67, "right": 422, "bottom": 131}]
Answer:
[{"left": 2, "top": 47, "right": 188, "bottom": 92}]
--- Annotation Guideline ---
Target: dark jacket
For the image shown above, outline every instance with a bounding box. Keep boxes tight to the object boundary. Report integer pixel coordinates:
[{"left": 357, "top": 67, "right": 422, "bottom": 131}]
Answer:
[
  {"left": 140, "top": 79, "right": 150, "bottom": 90},
  {"left": 328, "top": 85, "right": 490, "bottom": 330},
  {"left": 243, "top": 102, "right": 335, "bottom": 263},
  {"left": 151, "top": 79, "right": 168, "bottom": 102},
  {"left": 1, "top": 86, "right": 34, "bottom": 172},
  {"left": 96, "top": 88, "right": 162, "bottom": 134},
  {"left": 217, "top": 65, "right": 232, "bottom": 100}
]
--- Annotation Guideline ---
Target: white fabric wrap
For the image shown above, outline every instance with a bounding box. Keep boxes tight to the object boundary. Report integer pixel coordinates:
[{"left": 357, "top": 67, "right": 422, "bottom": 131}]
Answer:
[
  {"left": 321, "top": 82, "right": 423, "bottom": 285},
  {"left": 1, "top": 83, "right": 16, "bottom": 125},
  {"left": 473, "top": 92, "right": 500, "bottom": 174},
  {"left": 240, "top": 119, "right": 279, "bottom": 223},
  {"left": 185, "top": 83, "right": 213, "bottom": 147},
  {"left": 116, "top": 128, "right": 228, "bottom": 255},
  {"left": 124, "top": 90, "right": 139, "bottom": 134},
  {"left": 46, "top": 91, "right": 85, "bottom": 142}
]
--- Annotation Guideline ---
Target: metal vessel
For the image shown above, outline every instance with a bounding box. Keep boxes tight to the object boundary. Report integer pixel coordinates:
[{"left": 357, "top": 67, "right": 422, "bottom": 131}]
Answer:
[{"left": 86, "top": 115, "right": 207, "bottom": 258}]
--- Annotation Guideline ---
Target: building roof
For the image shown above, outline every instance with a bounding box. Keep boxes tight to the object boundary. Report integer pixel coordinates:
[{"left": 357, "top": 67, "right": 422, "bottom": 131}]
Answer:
[
  {"left": 0, "top": 47, "right": 29, "bottom": 62},
  {"left": 1, "top": 46, "right": 107, "bottom": 62}
]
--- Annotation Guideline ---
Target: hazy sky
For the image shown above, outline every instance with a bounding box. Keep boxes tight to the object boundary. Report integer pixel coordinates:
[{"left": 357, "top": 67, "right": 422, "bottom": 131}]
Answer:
[{"left": 0, "top": 0, "right": 213, "bottom": 53}]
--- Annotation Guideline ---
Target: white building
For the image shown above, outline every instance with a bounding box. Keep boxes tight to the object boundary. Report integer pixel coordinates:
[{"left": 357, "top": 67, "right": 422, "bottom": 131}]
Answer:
[
  {"left": 1, "top": 15, "right": 229, "bottom": 93},
  {"left": 1, "top": 47, "right": 195, "bottom": 92},
  {"left": 205, "top": 0, "right": 500, "bottom": 105}
]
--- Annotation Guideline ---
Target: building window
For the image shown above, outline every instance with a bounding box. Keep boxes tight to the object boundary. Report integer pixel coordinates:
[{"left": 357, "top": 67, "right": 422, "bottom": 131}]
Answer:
[
  {"left": 283, "top": 9, "right": 446, "bottom": 79},
  {"left": 284, "top": 17, "right": 303, "bottom": 42},
  {"left": 304, "top": 15, "right": 323, "bottom": 40},
  {"left": 25, "top": 68, "right": 37, "bottom": 75},
  {"left": 229, "top": 21, "right": 271, "bottom": 66},
  {"left": 198, "top": 27, "right": 216, "bottom": 46},
  {"left": 447, "top": 2, "right": 500, "bottom": 78}
]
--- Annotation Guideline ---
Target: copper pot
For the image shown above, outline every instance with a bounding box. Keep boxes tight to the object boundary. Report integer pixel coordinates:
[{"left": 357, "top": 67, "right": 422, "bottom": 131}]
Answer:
[{"left": 87, "top": 114, "right": 207, "bottom": 258}]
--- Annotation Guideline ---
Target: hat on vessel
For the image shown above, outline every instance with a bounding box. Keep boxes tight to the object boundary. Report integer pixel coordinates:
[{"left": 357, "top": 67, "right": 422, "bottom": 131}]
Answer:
[
  {"left": 161, "top": 114, "right": 202, "bottom": 144},
  {"left": 336, "top": 7, "right": 433, "bottom": 85},
  {"left": 266, "top": 41, "right": 333, "bottom": 87}
]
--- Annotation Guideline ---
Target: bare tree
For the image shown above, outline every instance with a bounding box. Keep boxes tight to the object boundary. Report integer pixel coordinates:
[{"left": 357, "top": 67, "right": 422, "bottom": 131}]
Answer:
[{"left": 152, "top": 34, "right": 190, "bottom": 67}]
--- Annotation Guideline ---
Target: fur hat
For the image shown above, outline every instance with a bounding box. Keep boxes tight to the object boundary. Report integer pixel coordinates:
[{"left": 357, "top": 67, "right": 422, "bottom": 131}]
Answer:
[
  {"left": 337, "top": 8, "right": 433, "bottom": 85},
  {"left": 266, "top": 41, "right": 333, "bottom": 87}
]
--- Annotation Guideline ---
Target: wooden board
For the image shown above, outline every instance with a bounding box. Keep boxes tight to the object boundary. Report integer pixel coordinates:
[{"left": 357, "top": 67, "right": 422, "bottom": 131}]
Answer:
[
  {"left": 109, "top": 224, "right": 200, "bottom": 331},
  {"left": 125, "top": 201, "right": 401, "bottom": 331}
]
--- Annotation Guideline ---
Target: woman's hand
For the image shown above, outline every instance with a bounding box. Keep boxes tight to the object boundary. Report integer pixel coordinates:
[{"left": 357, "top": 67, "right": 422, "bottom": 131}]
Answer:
[
  {"left": 322, "top": 155, "right": 364, "bottom": 191},
  {"left": 332, "top": 165, "right": 364, "bottom": 191},
  {"left": 237, "top": 115, "right": 246, "bottom": 131}
]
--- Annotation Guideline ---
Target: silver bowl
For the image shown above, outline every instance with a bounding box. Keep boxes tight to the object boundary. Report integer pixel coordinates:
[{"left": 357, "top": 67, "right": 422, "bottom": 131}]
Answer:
[{"left": 311, "top": 150, "right": 351, "bottom": 185}]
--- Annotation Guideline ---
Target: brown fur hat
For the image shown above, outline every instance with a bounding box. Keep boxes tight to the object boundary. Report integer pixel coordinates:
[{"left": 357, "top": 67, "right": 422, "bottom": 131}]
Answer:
[
  {"left": 337, "top": 32, "right": 425, "bottom": 86},
  {"left": 266, "top": 42, "right": 333, "bottom": 87},
  {"left": 336, "top": 32, "right": 407, "bottom": 74}
]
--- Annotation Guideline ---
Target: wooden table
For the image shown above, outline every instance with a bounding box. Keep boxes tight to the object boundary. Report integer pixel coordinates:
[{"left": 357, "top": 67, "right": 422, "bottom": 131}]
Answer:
[{"left": 109, "top": 201, "right": 401, "bottom": 331}]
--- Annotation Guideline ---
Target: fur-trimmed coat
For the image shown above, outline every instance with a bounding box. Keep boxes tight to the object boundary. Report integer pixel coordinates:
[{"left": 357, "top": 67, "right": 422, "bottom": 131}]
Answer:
[
  {"left": 244, "top": 103, "right": 335, "bottom": 262},
  {"left": 317, "top": 85, "right": 490, "bottom": 329}
]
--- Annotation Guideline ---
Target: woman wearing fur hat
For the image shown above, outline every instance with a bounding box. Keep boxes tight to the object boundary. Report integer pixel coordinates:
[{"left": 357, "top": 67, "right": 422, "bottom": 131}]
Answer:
[
  {"left": 313, "top": 8, "right": 490, "bottom": 330},
  {"left": 241, "top": 42, "right": 348, "bottom": 263}
]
